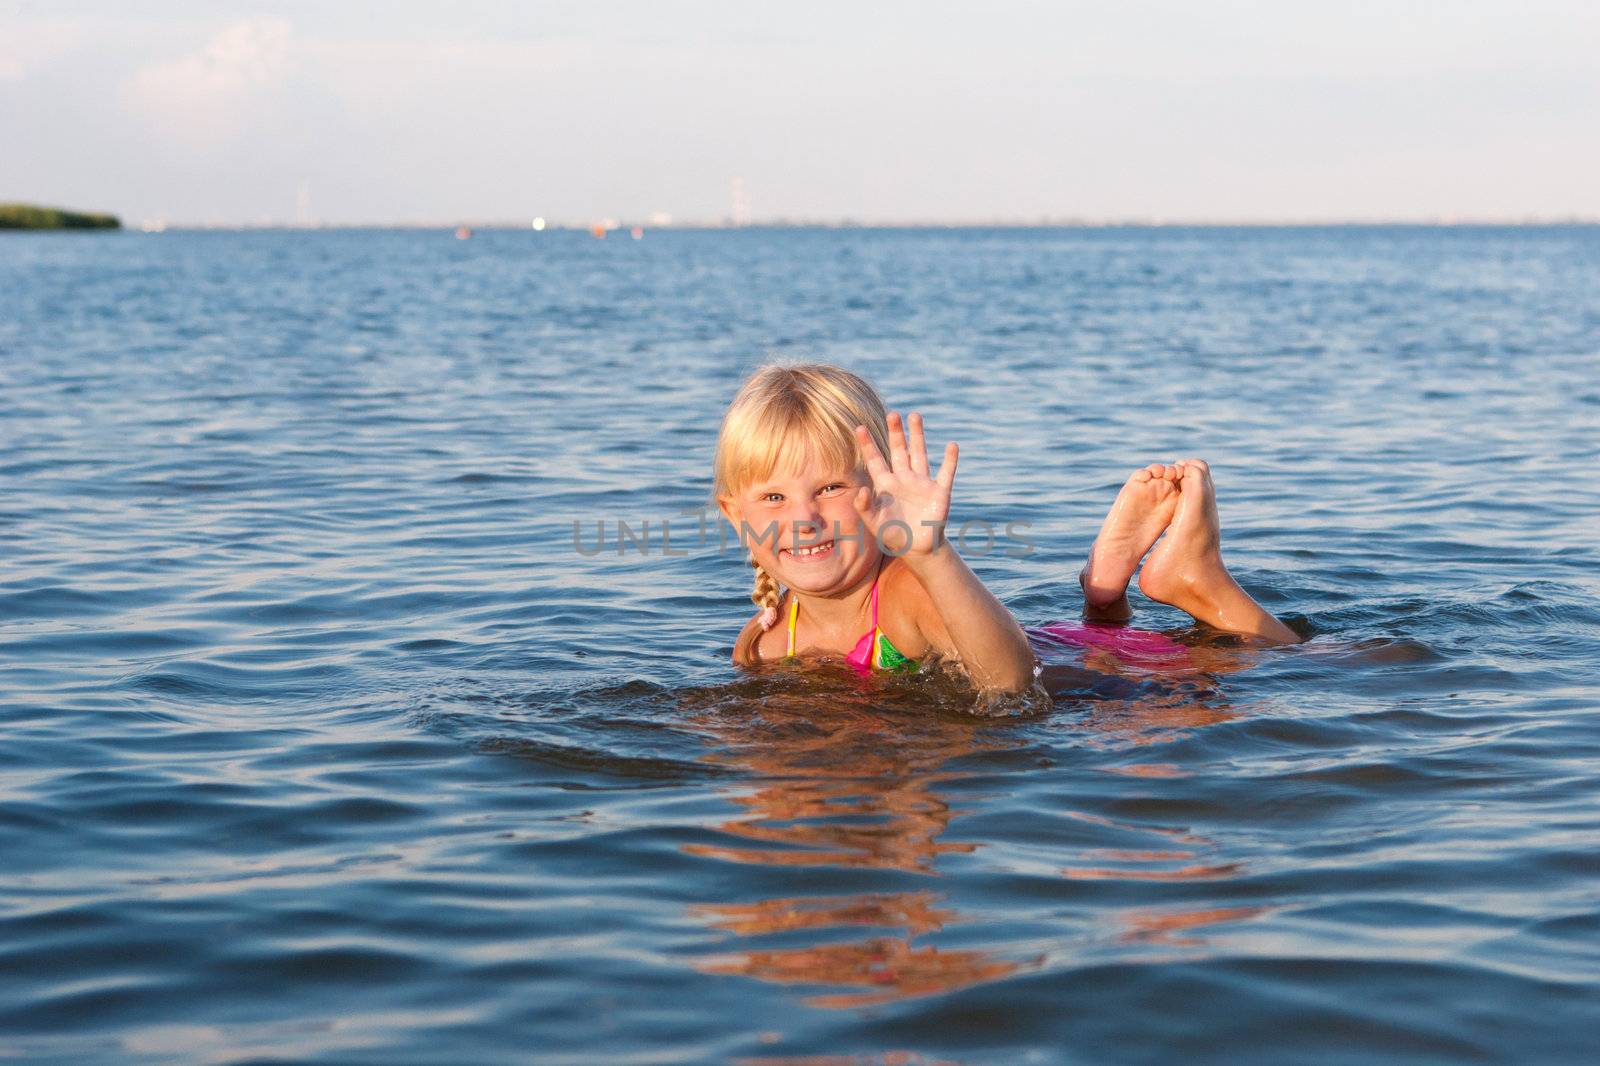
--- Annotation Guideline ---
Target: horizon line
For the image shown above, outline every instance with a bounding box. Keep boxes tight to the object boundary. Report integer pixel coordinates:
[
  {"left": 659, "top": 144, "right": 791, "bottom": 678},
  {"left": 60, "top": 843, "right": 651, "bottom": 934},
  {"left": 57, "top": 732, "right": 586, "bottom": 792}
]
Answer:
[{"left": 130, "top": 215, "right": 1600, "bottom": 233}]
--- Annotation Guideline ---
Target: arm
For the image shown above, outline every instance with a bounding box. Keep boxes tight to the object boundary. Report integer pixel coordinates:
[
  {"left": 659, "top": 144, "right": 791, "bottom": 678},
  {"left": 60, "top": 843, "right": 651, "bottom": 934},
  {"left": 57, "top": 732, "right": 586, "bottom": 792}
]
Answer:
[
  {"left": 854, "top": 412, "right": 1036, "bottom": 694},
  {"left": 902, "top": 548, "right": 1036, "bottom": 692}
]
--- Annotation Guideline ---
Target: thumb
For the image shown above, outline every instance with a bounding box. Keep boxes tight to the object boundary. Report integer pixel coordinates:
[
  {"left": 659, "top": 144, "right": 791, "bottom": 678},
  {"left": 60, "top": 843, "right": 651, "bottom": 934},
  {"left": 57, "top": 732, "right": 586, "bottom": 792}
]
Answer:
[{"left": 852, "top": 485, "right": 874, "bottom": 519}]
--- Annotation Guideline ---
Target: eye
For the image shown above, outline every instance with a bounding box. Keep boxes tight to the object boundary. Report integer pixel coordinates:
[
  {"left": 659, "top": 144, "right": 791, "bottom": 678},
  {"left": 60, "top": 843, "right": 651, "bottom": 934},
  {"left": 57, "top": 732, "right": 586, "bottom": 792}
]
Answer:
[
  {"left": 761, "top": 492, "right": 784, "bottom": 503},
  {"left": 818, "top": 482, "right": 848, "bottom": 496}
]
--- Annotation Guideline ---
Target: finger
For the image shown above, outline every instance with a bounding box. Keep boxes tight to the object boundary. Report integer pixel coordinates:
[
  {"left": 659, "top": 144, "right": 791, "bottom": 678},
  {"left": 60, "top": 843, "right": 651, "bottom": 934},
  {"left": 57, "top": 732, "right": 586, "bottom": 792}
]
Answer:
[
  {"left": 886, "top": 411, "right": 910, "bottom": 473},
  {"left": 855, "top": 424, "right": 891, "bottom": 483},
  {"left": 934, "top": 441, "right": 959, "bottom": 493},
  {"left": 852, "top": 485, "right": 873, "bottom": 517},
  {"left": 907, "top": 412, "right": 929, "bottom": 476}
]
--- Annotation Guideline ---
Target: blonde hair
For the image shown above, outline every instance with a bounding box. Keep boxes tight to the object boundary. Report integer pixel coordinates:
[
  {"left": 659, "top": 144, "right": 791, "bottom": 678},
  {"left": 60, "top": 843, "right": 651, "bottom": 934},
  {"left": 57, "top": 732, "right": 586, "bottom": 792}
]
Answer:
[{"left": 714, "top": 363, "right": 892, "bottom": 623}]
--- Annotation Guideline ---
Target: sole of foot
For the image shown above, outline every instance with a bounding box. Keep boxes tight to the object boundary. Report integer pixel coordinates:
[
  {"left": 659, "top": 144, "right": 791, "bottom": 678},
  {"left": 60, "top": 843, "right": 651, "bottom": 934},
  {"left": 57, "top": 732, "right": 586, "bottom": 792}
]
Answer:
[
  {"left": 1080, "top": 463, "right": 1183, "bottom": 609},
  {"left": 1138, "top": 459, "right": 1231, "bottom": 615}
]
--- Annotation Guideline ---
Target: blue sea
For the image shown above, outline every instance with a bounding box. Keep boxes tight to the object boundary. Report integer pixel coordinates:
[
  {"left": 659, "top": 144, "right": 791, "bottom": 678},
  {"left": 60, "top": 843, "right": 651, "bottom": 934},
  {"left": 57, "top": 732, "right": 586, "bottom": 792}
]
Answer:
[{"left": 2, "top": 226, "right": 1598, "bottom": 1064}]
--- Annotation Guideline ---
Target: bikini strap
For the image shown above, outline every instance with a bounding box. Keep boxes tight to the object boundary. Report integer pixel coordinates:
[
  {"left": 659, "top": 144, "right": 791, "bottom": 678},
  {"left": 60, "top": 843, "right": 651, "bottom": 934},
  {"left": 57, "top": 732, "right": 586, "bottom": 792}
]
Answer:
[
  {"left": 785, "top": 594, "right": 799, "bottom": 658},
  {"left": 869, "top": 569, "right": 885, "bottom": 669}
]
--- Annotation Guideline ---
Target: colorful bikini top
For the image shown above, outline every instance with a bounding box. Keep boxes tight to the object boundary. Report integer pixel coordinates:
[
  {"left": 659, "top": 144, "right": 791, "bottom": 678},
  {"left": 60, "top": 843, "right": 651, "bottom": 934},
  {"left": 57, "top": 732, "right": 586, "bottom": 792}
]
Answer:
[{"left": 784, "top": 568, "right": 917, "bottom": 674}]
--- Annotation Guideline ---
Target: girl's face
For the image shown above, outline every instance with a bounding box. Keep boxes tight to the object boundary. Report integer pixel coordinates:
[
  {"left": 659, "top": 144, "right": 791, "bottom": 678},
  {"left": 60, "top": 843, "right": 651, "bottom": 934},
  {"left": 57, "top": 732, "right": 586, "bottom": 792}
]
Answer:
[{"left": 719, "top": 458, "right": 880, "bottom": 597}]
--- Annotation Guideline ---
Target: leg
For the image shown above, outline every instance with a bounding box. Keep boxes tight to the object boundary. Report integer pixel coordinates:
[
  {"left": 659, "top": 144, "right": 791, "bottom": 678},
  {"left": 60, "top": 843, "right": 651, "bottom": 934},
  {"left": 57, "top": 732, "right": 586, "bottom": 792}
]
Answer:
[
  {"left": 1137, "top": 460, "right": 1301, "bottom": 644},
  {"left": 1079, "top": 464, "right": 1183, "bottom": 622}
]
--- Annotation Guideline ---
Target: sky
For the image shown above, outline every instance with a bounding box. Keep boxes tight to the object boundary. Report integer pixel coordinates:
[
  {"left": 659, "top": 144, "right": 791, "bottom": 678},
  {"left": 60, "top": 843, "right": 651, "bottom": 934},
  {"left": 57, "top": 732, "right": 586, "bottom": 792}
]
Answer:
[{"left": 3, "top": 1, "right": 1598, "bottom": 226}]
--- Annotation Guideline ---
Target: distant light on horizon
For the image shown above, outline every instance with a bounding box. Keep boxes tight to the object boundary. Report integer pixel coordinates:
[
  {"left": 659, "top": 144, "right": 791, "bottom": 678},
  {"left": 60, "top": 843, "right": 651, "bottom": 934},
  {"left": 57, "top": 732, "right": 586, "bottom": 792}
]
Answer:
[{"left": 531, "top": 217, "right": 546, "bottom": 231}]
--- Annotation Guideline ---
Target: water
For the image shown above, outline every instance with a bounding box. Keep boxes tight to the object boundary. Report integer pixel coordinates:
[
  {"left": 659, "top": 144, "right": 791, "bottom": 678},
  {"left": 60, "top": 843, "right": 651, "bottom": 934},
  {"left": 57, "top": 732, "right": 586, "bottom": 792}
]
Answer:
[{"left": 2, "top": 226, "right": 1598, "bottom": 1064}]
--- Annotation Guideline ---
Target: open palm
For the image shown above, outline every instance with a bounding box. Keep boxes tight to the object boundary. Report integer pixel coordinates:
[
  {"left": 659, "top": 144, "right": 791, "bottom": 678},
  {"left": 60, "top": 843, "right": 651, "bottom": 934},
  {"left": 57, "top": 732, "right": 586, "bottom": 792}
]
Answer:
[{"left": 853, "top": 411, "right": 959, "bottom": 557}]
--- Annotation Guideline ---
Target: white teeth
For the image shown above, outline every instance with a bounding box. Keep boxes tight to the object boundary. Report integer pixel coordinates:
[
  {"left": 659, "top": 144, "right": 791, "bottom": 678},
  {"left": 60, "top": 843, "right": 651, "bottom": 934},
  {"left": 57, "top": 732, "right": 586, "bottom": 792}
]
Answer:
[{"left": 790, "top": 542, "right": 832, "bottom": 557}]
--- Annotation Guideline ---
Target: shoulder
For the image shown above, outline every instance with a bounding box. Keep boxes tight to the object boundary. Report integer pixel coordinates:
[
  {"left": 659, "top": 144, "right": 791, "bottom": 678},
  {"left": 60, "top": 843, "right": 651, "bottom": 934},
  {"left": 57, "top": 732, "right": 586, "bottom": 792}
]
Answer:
[
  {"left": 732, "top": 598, "right": 786, "bottom": 666},
  {"left": 878, "top": 557, "right": 952, "bottom": 656},
  {"left": 732, "top": 614, "right": 763, "bottom": 666}
]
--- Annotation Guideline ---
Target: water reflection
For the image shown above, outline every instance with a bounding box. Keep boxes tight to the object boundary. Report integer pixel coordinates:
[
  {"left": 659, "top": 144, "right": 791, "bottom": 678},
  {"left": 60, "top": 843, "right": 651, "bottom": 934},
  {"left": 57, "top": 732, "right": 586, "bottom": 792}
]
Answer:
[
  {"left": 679, "top": 767, "right": 974, "bottom": 873},
  {"left": 676, "top": 647, "right": 1256, "bottom": 1007},
  {"left": 1055, "top": 808, "right": 1243, "bottom": 883},
  {"left": 695, "top": 892, "right": 1022, "bottom": 1009},
  {"left": 680, "top": 674, "right": 1025, "bottom": 1006},
  {"left": 737, "top": 1051, "right": 963, "bottom": 1066},
  {"left": 1077, "top": 690, "right": 1238, "bottom": 747},
  {"left": 1039, "top": 629, "right": 1244, "bottom": 747},
  {"left": 1117, "top": 905, "right": 1269, "bottom": 948}
]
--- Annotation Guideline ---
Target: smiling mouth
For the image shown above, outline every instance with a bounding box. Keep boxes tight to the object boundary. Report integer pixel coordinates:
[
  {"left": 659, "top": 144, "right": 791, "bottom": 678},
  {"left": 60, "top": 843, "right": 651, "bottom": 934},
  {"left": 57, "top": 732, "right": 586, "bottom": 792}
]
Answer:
[{"left": 780, "top": 539, "right": 835, "bottom": 561}]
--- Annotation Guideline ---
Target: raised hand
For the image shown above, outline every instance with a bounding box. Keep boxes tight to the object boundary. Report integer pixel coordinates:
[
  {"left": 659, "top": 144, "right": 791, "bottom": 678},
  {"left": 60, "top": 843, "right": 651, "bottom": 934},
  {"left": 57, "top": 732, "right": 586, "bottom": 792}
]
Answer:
[{"left": 852, "top": 411, "right": 959, "bottom": 557}]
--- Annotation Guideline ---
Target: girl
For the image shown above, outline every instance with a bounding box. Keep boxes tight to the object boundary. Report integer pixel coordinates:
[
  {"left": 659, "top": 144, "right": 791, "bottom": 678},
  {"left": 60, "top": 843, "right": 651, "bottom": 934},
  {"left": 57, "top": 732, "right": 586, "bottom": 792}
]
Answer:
[{"left": 713, "top": 365, "right": 1300, "bottom": 695}]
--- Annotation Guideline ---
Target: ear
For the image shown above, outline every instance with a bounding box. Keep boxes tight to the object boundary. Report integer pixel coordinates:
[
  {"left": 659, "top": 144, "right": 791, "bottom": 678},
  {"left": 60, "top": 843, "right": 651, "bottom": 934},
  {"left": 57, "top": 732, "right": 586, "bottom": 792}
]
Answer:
[{"left": 716, "top": 495, "right": 740, "bottom": 528}]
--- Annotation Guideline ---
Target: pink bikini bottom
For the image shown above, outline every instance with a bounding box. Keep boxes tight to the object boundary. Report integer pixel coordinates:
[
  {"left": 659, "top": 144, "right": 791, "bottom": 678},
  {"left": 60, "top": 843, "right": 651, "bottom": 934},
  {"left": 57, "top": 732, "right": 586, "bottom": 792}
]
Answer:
[{"left": 1031, "top": 622, "right": 1193, "bottom": 668}]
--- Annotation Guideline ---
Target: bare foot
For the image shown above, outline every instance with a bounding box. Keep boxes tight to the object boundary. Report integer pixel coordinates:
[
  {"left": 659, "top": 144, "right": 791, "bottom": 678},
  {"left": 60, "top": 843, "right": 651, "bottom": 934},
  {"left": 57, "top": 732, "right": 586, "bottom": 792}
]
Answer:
[
  {"left": 1139, "top": 460, "right": 1299, "bottom": 643},
  {"left": 1138, "top": 459, "right": 1225, "bottom": 610},
  {"left": 1080, "top": 464, "right": 1183, "bottom": 613}
]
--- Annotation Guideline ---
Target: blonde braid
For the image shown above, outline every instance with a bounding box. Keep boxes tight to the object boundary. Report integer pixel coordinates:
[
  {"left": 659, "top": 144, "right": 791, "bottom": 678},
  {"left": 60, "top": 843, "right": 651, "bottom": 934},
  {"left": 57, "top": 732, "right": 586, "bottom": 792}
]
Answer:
[{"left": 750, "top": 555, "right": 781, "bottom": 630}]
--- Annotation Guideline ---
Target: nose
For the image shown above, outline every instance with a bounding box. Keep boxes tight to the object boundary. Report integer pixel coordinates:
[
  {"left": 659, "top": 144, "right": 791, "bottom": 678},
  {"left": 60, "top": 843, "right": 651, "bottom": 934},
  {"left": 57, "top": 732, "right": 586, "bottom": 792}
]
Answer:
[{"left": 783, "top": 500, "right": 823, "bottom": 549}]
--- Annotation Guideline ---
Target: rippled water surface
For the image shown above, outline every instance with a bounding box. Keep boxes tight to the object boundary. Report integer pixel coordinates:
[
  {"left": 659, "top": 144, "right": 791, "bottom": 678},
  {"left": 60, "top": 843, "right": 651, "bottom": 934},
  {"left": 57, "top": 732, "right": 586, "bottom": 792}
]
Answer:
[{"left": 3, "top": 227, "right": 1599, "bottom": 1064}]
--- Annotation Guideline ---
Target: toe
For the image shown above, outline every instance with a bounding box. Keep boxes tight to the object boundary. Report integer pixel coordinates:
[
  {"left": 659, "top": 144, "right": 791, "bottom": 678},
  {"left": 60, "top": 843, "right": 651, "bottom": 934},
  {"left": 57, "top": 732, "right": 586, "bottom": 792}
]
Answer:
[{"left": 1178, "top": 461, "right": 1215, "bottom": 499}]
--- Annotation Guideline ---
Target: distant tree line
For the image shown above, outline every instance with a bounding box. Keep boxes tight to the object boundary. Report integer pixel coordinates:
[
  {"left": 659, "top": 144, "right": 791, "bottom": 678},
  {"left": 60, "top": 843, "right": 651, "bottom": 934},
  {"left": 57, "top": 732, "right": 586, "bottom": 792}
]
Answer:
[{"left": 0, "top": 203, "right": 121, "bottom": 230}]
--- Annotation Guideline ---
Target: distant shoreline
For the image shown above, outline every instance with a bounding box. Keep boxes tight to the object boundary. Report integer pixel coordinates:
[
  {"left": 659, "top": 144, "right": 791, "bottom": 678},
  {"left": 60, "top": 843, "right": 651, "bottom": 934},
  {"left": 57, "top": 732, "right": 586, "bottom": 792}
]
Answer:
[{"left": 0, "top": 203, "right": 121, "bottom": 230}]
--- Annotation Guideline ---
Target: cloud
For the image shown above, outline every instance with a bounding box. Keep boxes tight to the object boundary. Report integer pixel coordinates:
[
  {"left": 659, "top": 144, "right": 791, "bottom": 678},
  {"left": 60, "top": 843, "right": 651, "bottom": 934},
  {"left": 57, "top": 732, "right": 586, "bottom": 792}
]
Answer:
[{"left": 124, "top": 18, "right": 293, "bottom": 145}]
